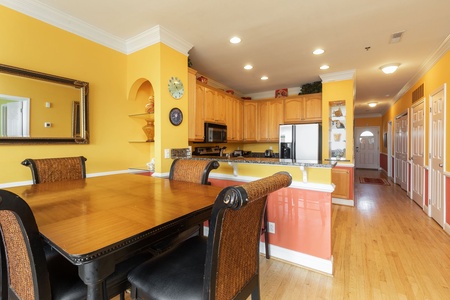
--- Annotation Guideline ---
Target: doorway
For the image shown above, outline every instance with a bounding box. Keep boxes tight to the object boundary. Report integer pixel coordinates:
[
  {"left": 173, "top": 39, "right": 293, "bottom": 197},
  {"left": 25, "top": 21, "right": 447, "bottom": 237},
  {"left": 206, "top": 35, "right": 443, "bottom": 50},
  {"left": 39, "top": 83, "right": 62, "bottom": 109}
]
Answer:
[
  {"left": 0, "top": 94, "right": 30, "bottom": 137},
  {"left": 429, "top": 85, "right": 446, "bottom": 227},
  {"left": 355, "top": 126, "right": 379, "bottom": 169},
  {"left": 411, "top": 100, "right": 425, "bottom": 207},
  {"left": 394, "top": 112, "right": 409, "bottom": 191}
]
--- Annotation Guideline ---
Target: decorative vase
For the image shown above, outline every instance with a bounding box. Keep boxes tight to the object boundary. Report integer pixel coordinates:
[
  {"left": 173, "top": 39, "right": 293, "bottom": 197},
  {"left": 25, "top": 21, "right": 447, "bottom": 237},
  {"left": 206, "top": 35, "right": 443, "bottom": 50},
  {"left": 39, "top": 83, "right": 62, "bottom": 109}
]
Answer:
[
  {"left": 144, "top": 96, "right": 154, "bottom": 114},
  {"left": 142, "top": 115, "right": 154, "bottom": 142}
]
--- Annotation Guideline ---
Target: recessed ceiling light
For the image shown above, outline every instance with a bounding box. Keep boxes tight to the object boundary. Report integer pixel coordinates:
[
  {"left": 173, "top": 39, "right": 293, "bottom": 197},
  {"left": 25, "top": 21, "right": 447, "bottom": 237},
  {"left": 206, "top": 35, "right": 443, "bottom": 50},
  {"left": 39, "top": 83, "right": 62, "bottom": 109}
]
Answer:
[
  {"left": 230, "top": 36, "right": 241, "bottom": 44},
  {"left": 313, "top": 49, "right": 325, "bottom": 55},
  {"left": 368, "top": 102, "right": 377, "bottom": 107},
  {"left": 380, "top": 63, "right": 400, "bottom": 74},
  {"left": 320, "top": 65, "right": 329, "bottom": 70},
  {"left": 244, "top": 64, "right": 253, "bottom": 70},
  {"left": 261, "top": 76, "right": 268, "bottom": 80}
]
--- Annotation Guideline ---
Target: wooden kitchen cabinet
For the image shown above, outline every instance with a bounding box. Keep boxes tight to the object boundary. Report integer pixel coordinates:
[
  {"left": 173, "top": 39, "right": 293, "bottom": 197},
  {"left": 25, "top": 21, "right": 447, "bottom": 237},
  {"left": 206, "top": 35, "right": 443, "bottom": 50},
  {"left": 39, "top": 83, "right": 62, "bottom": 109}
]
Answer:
[
  {"left": 284, "top": 93, "right": 322, "bottom": 123},
  {"left": 257, "top": 99, "right": 283, "bottom": 142},
  {"left": 202, "top": 84, "right": 226, "bottom": 124},
  {"left": 226, "top": 96, "right": 243, "bottom": 142},
  {"left": 243, "top": 101, "right": 257, "bottom": 142},
  {"left": 188, "top": 69, "right": 206, "bottom": 142},
  {"left": 332, "top": 167, "right": 350, "bottom": 199}
]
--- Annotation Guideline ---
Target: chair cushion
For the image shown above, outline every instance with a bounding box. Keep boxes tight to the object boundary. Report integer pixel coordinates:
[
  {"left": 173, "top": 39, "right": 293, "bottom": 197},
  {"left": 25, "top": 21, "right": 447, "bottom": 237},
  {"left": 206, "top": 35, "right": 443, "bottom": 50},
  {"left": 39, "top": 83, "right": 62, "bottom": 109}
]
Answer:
[
  {"left": 46, "top": 249, "right": 87, "bottom": 300},
  {"left": 128, "top": 236, "right": 207, "bottom": 300},
  {"left": 46, "top": 245, "right": 153, "bottom": 300}
]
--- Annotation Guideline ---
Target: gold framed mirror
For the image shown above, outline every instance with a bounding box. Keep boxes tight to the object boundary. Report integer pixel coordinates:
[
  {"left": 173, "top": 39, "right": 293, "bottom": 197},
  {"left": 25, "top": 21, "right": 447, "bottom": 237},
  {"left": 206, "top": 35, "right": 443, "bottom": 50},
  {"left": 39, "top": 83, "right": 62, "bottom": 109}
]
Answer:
[{"left": 0, "top": 64, "right": 89, "bottom": 144}]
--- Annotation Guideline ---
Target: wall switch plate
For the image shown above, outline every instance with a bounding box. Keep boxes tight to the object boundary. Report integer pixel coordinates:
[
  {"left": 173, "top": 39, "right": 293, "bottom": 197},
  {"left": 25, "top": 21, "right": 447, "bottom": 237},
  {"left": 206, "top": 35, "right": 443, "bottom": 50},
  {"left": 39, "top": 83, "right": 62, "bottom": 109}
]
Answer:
[
  {"left": 44, "top": 122, "right": 51, "bottom": 128},
  {"left": 164, "top": 149, "right": 170, "bottom": 158},
  {"left": 268, "top": 222, "right": 275, "bottom": 234}
]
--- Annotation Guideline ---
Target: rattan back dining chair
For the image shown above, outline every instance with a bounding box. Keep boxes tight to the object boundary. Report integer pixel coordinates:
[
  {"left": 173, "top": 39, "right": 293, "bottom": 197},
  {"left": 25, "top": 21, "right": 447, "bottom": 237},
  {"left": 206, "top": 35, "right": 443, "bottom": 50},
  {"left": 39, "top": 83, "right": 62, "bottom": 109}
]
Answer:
[
  {"left": 21, "top": 156, "right": 87, "bottom": 184},
  {"left": 128, "top": 171, "right": 292, "bottom": 300},
  {"left": 0, "top": 189, "right": 152, "bottom": 300},
  {"left": 149, "top": 159, "right": 220, "bottom": 254},
  {"left": 169, "top": 158, "right": 220, "bottom": 185}
]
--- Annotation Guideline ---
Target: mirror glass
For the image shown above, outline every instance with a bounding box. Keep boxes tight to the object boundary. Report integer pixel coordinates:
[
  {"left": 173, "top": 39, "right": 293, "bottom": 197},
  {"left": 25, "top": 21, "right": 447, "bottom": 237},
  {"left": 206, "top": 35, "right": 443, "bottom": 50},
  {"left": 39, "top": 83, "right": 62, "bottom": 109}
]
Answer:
[{"left": 0, "top": 64, "right": 89, "bottom": 144}]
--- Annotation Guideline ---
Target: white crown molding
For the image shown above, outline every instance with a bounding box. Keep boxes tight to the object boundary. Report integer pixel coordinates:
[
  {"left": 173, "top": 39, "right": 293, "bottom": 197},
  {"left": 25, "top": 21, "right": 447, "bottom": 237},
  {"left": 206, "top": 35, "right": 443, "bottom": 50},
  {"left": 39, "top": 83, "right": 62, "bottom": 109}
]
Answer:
[
  {"left": 320, "top": 69, "right": 356, "bottom": 83},
  {"left": 1, "top": 0, "right": 127, "bottom": 52},
  {"left": 126, "top": 25, "right": 193, "bottom": 55},
  {"left": 393, "top": 34, "right": 450, "bottom": 104},
  {"left": 1, "top": 0, "right": 193, "bottom": 55}
]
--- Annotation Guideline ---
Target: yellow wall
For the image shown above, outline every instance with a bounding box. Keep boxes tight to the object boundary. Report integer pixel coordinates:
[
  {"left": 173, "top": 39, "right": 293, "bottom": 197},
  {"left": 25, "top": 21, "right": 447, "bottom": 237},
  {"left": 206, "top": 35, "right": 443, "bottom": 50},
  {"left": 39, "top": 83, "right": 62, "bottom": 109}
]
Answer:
[
  {"left": 321, "top": 79, "right": 355, "bottom": 163},
  {"left": 0, "top": 5, "right": 187, "bottom": 184},
  {"left": 381, "top": 50, "right": 450, "bottom": 169}
]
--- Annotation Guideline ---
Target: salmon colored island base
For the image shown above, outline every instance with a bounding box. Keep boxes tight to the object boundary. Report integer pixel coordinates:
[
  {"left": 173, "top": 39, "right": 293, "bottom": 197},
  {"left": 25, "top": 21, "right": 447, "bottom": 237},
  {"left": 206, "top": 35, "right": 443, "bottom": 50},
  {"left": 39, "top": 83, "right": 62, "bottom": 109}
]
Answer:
[
  {"left": 267, "top": 188, "right": 331, "bottom": 260},
  {"left": 209, "top": 179, "right": 332, "bottom": 264}
]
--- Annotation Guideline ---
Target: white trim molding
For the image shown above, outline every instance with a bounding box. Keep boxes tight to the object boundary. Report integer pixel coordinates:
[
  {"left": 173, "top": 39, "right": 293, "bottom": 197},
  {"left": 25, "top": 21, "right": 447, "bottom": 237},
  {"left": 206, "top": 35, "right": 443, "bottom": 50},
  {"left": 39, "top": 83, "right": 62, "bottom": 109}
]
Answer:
[
  {"left": 0, "top": 0, "right": 193, "bottom": 55},
  {"left": 320, "top": 69, "right": 356, "bottom": 83}
]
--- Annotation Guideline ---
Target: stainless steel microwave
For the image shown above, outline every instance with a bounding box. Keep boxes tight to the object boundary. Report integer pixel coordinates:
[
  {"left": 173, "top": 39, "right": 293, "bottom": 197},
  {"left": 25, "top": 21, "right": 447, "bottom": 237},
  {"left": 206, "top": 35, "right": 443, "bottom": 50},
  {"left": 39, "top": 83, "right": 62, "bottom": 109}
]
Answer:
[{"left": 204, "top": 123, "right": 227, "bottom": 143}]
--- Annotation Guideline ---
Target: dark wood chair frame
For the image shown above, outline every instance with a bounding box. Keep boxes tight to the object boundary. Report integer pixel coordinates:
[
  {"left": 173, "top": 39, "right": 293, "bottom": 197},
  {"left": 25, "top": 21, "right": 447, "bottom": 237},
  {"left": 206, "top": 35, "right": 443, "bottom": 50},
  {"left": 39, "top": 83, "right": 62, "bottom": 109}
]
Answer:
[{"left": 128, "top": 171, "right": 292, "bottom": 300}]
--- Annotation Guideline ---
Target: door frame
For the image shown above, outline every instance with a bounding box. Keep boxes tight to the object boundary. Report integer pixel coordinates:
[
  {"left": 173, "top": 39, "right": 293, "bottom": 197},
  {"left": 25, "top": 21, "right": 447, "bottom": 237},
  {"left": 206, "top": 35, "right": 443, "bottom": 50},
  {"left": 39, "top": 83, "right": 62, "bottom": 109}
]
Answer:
[{"left": 427, "top": 84, "right": 446, "bottom": 227}]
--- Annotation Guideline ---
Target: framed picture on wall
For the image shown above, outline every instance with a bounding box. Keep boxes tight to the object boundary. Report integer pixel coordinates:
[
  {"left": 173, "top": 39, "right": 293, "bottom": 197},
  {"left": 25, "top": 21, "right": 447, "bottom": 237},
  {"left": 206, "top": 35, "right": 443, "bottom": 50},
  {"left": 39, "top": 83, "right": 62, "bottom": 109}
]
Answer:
[{"left": 383, "top": 132, "right": 387, "bottom": 148}]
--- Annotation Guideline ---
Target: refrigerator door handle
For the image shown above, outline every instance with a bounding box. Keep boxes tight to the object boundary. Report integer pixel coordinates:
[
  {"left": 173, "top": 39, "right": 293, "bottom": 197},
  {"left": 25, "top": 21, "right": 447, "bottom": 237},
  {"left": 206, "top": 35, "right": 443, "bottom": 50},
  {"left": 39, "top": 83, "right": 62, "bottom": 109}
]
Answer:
[{"left": 292, "top": 141, "right": 296, "bottom": 159}]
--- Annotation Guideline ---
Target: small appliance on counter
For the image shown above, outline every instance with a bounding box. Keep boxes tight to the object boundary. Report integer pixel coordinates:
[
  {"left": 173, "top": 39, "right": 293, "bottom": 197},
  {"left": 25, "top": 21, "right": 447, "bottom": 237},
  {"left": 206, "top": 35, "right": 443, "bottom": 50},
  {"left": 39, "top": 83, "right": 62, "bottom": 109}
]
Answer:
[
  {"left": 232, "top": 150, "right": 252, "bottom": 157},
  {"left": 264, "top": 149, "right": 274, "bottom": 157}
]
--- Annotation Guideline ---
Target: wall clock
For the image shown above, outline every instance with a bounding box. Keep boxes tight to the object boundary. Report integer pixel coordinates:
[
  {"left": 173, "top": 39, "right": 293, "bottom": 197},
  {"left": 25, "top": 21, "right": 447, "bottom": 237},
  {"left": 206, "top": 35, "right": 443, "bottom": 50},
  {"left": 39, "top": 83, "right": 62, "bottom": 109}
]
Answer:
[
  {"left": 169, "top": 107, "right": 183, "bottom": 126},
  {"left": 168, "top": 76, "right": 184, "bottom": 99}
]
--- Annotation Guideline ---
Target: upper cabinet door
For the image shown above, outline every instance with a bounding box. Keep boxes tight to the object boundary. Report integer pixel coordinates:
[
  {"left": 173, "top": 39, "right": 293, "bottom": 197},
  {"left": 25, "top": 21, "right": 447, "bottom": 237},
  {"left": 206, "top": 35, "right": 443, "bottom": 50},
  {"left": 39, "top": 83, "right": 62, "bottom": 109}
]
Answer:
[{"left": 283, "top": 93, "right": 322, "bottom": 123}]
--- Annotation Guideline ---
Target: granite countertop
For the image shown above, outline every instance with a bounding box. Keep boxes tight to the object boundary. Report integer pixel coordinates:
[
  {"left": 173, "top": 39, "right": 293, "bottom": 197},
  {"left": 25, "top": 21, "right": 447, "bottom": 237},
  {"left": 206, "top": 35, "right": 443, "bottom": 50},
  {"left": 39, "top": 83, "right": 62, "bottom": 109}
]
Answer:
[{"left": 190, "top": 155, "right": 336, "bottom": 168}]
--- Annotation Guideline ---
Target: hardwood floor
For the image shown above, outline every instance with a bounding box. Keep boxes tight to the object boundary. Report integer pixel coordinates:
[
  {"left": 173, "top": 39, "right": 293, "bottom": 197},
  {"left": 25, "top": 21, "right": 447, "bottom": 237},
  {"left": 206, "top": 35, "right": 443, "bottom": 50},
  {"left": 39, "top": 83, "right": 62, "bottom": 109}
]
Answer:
[{"left": 115, "top": 169, "right": 450, "bottom": 299}]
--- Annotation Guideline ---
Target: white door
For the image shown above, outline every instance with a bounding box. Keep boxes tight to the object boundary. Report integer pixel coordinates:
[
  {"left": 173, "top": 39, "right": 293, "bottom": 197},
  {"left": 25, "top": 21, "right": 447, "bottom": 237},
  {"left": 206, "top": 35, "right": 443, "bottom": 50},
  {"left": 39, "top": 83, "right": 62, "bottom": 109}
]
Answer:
[
  {"left": 411, "top": 100, "right": 425, "bottom": 207},
  {"left": 355, "top": 127, "right": 379, "bottom": 169},
  {"left": 429, "top": 87, "right": 445, "bottom": 227},
  {"left": 5, "top": 101, "right": 23, "bottom": 136},
  {"left": 395, "top": 114, "right": 408, "bottom": 190},
  {"left": 387, "top": 121, "right": 393, "bottom": 178}
]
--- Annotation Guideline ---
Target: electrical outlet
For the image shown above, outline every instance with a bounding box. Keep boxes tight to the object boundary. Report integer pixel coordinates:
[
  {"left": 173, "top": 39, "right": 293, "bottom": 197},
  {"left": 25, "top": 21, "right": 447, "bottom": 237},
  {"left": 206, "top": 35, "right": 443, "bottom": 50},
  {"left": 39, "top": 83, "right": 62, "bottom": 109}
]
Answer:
[
  {"left": 268, "top": 222, "right": 275, "bottom": 234},
  {"left": 164, "top": 149, "right": 170, "bottom": 158}
]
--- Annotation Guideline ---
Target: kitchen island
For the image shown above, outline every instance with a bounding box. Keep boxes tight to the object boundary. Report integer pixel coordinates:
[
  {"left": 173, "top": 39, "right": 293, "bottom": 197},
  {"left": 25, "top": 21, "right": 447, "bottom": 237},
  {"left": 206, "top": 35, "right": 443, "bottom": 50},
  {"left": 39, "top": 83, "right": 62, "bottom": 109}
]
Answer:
[{"left": 189, "top": 155, "right": 336, "bottom": 275}]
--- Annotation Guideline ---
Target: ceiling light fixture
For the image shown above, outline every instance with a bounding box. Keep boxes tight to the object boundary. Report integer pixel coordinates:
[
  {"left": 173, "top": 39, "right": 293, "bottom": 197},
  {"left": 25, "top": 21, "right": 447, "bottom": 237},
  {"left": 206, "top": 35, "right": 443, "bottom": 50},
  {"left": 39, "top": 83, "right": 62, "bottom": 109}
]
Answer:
[
  {"left": 368, "top": 102, "right": 377, "bottom": 107},
  {"left": 230, "top": 36, "right": 241, "bottom": 44},
  {"left": 320, "top": 65, "right": 329, "bottom": 70},
  {"left": 313, "top": 49, "right": 324, "bottom": 55},
  {"left": 380, "top": 63, "right": 400, "bottom": 74},
  {"left": 261, "top": 76, "right": 268, "bottom": 80},
  {"left": 244, "top": 64, "right": 253, "bottom": 70}
]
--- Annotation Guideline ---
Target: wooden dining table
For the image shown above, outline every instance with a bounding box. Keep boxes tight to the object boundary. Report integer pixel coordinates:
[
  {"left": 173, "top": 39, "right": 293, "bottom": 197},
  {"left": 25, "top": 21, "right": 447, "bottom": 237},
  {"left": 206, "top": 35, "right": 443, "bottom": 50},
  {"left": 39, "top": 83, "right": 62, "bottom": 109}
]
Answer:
[{"left": 4, "top": 173, "right": 224, "bottom": 300}]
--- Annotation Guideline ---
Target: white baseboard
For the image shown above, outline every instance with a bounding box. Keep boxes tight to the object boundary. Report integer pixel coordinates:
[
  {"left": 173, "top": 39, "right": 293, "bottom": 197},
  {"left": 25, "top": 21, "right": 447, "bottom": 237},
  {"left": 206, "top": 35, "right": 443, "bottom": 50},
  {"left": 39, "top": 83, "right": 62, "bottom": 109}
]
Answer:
[
  {"left": 332, "top": 197, "right": 354, "bottom": 206},
  {"left": 445, "top": 222, "right": 450, "bottom": 236},
  {"left": 259, "top": 242, "right": 333, "bottom": 275},
  {"left": 204, "top": 226, "right": 333, "bottom": 274}
]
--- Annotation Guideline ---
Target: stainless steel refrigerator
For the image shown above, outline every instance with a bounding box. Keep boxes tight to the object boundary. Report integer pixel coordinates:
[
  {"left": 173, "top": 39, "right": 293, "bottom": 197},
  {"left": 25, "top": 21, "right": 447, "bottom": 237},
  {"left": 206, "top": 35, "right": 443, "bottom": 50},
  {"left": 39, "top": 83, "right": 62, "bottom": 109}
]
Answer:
[{"left": 279, "top": 124, "right": 322, "bottom": 160}]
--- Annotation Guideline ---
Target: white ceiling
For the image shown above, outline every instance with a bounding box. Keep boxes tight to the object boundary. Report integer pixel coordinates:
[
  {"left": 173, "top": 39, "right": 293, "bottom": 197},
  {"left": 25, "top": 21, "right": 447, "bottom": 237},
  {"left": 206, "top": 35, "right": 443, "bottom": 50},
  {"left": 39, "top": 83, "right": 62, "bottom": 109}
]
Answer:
[{"left": 3, "top": 0, "right": 450, "bottom": 117}]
